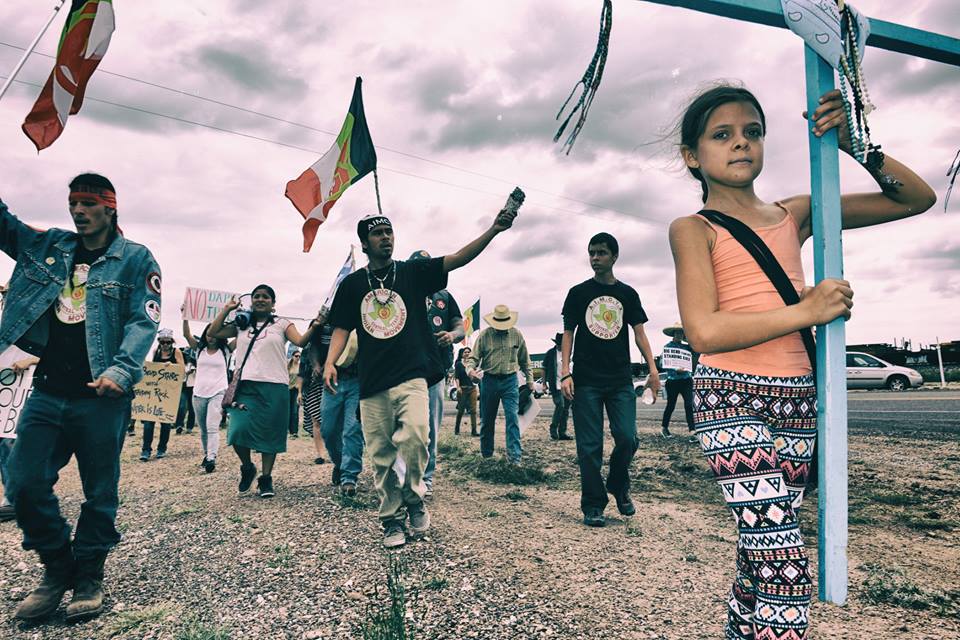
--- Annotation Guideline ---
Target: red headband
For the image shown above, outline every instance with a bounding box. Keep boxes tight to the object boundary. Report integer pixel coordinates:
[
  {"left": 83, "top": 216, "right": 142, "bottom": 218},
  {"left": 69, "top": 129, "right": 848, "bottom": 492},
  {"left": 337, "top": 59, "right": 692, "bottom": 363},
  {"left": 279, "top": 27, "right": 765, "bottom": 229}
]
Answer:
[{"left": 70, "top": 187, "right": 117, "bottom": 210}]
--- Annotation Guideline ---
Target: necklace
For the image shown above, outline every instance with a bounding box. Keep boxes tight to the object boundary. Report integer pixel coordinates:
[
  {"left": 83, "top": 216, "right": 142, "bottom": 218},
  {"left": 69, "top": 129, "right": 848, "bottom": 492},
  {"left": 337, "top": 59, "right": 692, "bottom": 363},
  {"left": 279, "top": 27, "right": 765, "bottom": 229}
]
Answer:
[{"left": 366, "top": 262, "right": 397, "bottom": 306}]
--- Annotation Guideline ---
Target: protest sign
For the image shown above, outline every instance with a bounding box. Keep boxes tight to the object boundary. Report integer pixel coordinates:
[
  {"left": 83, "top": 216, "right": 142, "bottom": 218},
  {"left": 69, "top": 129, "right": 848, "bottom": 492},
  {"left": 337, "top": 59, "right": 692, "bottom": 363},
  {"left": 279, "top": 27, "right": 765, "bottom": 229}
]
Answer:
[
  {"left": 661, "top": 346, "right": 693, "bottom": 372},
  {"left": 0, "top": 365, "right": 33, "bottom": 439},
  {"left": 131, "top": 362, "right": 184, "bottom": 423},
  {"left": 182, "top": 287, "right": 239, "bottom": 323}
]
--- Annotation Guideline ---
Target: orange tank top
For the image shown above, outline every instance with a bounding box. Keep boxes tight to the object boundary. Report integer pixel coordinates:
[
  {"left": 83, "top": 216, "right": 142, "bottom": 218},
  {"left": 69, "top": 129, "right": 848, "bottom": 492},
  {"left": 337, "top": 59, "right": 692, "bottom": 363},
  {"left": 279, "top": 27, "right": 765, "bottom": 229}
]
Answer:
[{"left": 695, "top": 206, "right": 812, "bottom": 377}]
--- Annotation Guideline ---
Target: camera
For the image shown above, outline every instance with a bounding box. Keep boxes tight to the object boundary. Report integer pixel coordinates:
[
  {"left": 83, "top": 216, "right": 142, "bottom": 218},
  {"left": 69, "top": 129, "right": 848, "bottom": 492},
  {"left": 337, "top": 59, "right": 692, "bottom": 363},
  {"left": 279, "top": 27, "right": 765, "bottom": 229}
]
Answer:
[{"left": 229, "top": 294, "right": 254, "bottom": 330}]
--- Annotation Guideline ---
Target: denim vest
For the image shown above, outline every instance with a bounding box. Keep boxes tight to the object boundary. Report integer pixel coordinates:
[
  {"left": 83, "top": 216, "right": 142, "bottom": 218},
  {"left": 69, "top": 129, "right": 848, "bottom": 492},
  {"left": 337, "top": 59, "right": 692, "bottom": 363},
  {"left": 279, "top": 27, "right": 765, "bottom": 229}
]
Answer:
[{"left": 0, "top": 200, "right": 161, "bottom": 394}]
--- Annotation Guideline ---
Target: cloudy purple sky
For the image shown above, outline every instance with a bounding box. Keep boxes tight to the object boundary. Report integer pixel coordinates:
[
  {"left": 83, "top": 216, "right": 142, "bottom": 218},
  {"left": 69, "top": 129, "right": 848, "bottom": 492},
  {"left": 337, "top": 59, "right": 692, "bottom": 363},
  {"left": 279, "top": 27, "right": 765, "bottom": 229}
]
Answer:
[{"left": 1, "top": 1, "right": 958, "bottom": 357}]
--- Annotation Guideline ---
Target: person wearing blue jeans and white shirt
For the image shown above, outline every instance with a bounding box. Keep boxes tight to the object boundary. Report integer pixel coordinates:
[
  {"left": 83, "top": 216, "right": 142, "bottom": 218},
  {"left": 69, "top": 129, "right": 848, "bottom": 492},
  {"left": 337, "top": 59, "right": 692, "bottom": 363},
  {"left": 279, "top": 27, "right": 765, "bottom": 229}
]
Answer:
[
  {"left": 408, "top": 250, "right": 464, "bottom": 497},
  {"left": 561, "top": 232, "right": 660, "bottom": 528},
  {"left": 0, "top": 174, "right": 161, "bottom": 622},
  {"left": 320, "top": 329, "right": 363, "bottom": 495},
  {"left": 464, "top": 305, "right": 532, "bottom": 464}
]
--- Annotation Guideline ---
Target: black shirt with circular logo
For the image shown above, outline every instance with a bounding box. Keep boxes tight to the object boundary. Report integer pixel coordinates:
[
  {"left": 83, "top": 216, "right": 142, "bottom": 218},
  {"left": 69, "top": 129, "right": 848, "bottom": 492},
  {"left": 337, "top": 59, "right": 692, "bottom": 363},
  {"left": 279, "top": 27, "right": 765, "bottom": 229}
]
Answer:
[
  {"left": 329, "top": 257, "right": 446, "bottom": 399},
  {"left": 561, "top": 278, "right": 647, "bottom": 388}
]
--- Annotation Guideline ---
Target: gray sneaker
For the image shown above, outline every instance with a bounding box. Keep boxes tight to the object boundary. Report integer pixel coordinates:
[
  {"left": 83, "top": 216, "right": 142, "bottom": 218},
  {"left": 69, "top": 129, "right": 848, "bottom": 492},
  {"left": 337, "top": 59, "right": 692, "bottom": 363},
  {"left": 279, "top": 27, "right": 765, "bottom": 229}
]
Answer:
[
  {"left": 383, "top": 521, "right": 406, "bottom": 548},
  {"left": 407, "top": 501, "right": 431, "bottom": 537}
]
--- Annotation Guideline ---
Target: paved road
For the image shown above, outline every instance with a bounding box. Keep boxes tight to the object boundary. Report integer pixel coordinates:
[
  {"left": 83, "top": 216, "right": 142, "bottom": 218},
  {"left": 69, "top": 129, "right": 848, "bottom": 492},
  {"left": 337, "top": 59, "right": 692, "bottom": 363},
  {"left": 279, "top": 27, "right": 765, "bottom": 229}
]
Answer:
[{"left": 447, "top": 389, "right": 960, "bottom": 437}]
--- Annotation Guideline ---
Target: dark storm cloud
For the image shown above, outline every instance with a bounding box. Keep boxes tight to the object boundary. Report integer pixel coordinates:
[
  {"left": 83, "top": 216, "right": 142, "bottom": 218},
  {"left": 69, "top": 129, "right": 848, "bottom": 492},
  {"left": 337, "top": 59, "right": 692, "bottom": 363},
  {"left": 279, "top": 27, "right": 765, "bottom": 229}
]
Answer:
[{"left": 195, "top": 42, "right": 309, "bottom": 99}]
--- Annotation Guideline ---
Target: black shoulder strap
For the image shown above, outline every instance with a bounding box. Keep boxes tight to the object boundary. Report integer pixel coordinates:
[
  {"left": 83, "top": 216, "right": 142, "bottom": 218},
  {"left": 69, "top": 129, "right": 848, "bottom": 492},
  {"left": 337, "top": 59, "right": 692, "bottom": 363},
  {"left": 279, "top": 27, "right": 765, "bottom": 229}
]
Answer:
[
  {"left": 698, "top": 209, "right": 817, "bottom": 375},
  {"left": 235, "top": 319, "right": 269, "bottom": 379}
]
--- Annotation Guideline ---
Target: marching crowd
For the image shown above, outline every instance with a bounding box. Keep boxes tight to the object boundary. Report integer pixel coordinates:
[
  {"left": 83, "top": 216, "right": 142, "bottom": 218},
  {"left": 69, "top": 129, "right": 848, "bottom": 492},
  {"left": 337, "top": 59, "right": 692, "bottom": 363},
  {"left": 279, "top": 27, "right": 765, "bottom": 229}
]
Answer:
[{"left": 0, "top": 83, "right": 937, "bottom": 640}]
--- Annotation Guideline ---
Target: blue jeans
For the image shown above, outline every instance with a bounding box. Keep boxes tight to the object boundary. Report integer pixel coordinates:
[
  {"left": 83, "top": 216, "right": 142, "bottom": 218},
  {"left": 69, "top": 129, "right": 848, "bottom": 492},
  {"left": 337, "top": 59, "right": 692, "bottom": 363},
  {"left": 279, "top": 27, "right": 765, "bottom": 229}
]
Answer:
[
  {"left": 6, "top": 389, "right": 130, "bottom": 554},
  {"left": 320, "top": 374, "right": 363, "bottom": 484},
  {"left": 480, "top": 373, "right": 521, "bottom": 462},
  {"left": 140, "top": 421, "right": 172, "bottom": 455},
  {"left": 0, "top": 437, "right": 14, "bottom": 506},
  {"left": 424, "top": 380, "right": 444, "bottom": 486},
  {"left": 571, "top": 383, "right": 637, "bottom": 514}
]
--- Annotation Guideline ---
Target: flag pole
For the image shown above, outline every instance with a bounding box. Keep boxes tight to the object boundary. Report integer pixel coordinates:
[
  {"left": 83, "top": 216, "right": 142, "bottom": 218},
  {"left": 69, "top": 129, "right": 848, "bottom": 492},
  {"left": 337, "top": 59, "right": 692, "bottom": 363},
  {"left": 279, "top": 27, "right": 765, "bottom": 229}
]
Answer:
[
  {"left": 373, "top": 169, "right": 383, "bottom": 214},
  {"left": 0, "top": 0, "right": 67, "bottom": 103}
]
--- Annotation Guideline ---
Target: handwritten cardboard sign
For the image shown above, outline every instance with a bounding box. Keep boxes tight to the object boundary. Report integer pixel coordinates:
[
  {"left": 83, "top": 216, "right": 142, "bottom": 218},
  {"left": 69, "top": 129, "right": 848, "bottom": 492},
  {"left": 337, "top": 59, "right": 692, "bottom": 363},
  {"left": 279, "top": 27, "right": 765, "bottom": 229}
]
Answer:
[
  {"left": 182, "top": 287, "right": 239, "bottom": 323},
  {"left": 0, "top": 366, "right": 33, "bottom": 440},
  {"left": 131, "top": 362, "right": 184, "bottom": 423}
]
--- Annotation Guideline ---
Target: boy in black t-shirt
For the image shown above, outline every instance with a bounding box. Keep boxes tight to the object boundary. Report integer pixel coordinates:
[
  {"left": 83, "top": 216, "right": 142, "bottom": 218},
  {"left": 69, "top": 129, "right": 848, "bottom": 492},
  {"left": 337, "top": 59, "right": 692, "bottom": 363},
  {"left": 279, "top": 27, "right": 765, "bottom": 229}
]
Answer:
[
  {"left": 325, "top": 206, "right": 517, "bottom": 548},
  {"left": 560, "top": 233, "right": 660, "bottom": 528}
]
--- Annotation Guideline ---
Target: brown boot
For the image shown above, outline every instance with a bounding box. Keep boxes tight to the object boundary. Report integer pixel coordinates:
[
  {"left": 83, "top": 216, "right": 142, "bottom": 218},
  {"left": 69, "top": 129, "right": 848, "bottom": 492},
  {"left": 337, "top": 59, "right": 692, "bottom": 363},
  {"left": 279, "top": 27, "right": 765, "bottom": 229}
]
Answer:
[
  {"left": 15, "top": 543, "right": 75, "bottom": 621},
  {"left": 65, "top": 552, "right": 107, "bottom": 622}
]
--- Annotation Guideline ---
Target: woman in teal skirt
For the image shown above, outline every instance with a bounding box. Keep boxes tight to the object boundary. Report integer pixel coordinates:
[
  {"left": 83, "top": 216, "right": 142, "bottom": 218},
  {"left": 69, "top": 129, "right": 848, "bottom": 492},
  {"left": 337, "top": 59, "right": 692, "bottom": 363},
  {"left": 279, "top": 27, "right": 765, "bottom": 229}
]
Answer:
[{"left": 209, "top": 284, "right": 322, "bottom": 498}]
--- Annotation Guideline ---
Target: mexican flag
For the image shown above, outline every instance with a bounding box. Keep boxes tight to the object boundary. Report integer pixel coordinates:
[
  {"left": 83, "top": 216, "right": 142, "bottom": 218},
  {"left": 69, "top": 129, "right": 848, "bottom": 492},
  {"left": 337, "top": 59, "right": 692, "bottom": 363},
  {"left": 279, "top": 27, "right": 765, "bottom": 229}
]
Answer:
[
  {"left": 285, "top": 77, "right": 377, "bottom": 252},
  {"left": 22, "top": 0, "right": 115, "bottom": 151},
  {"left": 462, "top": 299, "right": 480, "bottom": 344}
]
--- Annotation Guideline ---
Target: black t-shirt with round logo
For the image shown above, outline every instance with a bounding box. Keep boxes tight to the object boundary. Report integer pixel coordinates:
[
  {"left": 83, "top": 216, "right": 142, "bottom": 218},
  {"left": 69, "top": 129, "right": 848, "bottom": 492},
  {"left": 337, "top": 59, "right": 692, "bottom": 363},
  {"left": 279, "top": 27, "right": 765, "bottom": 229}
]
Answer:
[
  {"left": 561, "top": 278, "right": 647, "bottom": 387},
  {"left": 329, "top": 257, "right": 447, "bottom": 399}
]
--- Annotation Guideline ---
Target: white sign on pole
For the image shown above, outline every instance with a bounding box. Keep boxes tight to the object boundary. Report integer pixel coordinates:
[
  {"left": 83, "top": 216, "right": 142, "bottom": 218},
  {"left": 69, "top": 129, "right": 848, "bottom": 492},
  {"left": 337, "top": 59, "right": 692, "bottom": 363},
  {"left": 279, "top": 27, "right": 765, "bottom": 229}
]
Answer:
[
  {"left": 0, "top": 366, "right": 33, "bottom": 440},
  {"left": 182, "top": 287, "right": 239, "bottom": 323}
]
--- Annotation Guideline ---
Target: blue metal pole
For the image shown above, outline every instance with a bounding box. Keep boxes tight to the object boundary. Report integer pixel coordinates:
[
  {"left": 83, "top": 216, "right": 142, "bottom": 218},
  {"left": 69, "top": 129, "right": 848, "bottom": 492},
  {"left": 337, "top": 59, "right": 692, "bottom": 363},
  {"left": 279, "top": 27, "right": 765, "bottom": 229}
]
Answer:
[{"left": 804, "top": 45, "right": 848, "bottom": 606}]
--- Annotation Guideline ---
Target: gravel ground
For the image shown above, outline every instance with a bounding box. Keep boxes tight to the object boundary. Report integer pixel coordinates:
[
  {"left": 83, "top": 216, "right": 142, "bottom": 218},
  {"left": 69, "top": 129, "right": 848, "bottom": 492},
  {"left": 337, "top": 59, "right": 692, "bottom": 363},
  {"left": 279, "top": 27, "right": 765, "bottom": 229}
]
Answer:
[{"left": 1, "top": 408, "right": 958, "bottom": 639}]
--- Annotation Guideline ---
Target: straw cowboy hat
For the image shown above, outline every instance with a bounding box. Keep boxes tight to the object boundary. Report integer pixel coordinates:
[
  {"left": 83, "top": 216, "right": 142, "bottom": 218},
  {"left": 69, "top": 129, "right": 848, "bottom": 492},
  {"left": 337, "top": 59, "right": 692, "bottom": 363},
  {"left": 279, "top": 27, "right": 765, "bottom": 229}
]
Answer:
[
  {"left": 662, "top": 321, "right": 684, "bottom": 337},
  {"left": 484, "top": 304, "right": 519, "bottom": 330}
]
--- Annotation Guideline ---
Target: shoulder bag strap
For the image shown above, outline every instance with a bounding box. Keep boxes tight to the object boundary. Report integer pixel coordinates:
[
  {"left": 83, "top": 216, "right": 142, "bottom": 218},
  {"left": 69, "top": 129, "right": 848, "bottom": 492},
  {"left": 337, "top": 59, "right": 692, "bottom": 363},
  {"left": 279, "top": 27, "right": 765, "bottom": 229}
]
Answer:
[
  {"left": 234, "top": 319, "right": 269, "bottom": 381},
  {"left": 698, "top": 209, "right": 817, "bottom": 375}
]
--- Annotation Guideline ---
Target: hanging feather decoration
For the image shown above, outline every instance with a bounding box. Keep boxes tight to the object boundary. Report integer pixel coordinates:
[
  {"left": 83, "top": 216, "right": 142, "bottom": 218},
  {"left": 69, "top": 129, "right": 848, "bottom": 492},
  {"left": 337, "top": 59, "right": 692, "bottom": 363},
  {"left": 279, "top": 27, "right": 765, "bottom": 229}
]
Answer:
[
  {"left": 945, "top": 149, "right": 960, "bottom": 212},
  {"left": 553, "top": 0, "right": 613, "bottom": 154}
]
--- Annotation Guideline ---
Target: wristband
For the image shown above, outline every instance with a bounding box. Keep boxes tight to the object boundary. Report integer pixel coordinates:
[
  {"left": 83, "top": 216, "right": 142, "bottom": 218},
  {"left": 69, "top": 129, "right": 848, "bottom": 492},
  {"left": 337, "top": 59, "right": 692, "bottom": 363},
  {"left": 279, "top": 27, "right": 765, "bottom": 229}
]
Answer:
[{"left": 561, "top": 374, "right": 573, "bottom": 382}]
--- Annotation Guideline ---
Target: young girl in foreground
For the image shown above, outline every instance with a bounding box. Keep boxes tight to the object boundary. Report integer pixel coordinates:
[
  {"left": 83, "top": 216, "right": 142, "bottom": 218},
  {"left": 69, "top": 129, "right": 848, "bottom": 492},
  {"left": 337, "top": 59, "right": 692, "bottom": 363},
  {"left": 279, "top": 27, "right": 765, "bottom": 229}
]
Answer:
[{"left": 669, "top": 85, "right": 935, "bottom": 639}]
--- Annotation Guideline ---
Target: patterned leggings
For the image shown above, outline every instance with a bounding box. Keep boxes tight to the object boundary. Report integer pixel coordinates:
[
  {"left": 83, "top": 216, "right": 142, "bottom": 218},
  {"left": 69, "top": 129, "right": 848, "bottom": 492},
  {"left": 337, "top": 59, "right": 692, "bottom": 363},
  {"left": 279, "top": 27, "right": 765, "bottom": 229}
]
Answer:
[{"left": 693, "top": 365, "right": 816, "bottom": 640}]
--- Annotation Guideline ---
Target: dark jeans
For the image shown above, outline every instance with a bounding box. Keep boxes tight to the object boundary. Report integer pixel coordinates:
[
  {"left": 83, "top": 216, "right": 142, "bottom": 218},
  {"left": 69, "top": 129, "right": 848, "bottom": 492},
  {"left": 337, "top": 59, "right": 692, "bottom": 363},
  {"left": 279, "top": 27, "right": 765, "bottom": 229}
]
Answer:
[
  {"left": 288, "top": 388, "right": 299, "bottom": 436},
  {"left": 571, "top": 383, "right": 637, "bottom": 514},
  {"left": 480, "top": 373, "right": 521, "bottom": 461},
  {"left": 550, "top": 392, "right": 570, "bottom": 437},
  {"left": 661, "top": 378, "right": 695, "bottom": 431},
  {"left": 141, "top": 421, "right": 172, "bottom": 454},
  {"left": 176, "top": 386, "right": 195, "bottom": 429},
  {"left": 6, "top": 389, "right": 130, "bottom": 554}
]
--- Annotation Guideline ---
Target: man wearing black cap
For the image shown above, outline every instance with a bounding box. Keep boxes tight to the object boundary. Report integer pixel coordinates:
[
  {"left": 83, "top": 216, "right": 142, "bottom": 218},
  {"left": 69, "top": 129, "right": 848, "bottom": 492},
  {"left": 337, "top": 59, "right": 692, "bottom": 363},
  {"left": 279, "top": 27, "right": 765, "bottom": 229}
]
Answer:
[
  {"left": 324, "top": 206, "right": 517, "bottom": 548},
  {"left": 542, "top": 332, "right": 571, "bottom": 440},
  {"left": 408, "top": 250, "right": 463, "bottom": 498}
]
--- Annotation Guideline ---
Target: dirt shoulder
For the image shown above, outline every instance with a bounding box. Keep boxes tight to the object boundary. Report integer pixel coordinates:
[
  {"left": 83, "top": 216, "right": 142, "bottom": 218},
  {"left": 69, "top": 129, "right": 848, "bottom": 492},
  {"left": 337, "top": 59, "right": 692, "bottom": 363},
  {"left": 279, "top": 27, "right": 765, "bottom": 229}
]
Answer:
[{"left": 1, "top": 411, "right": 958, "bottom": 639}]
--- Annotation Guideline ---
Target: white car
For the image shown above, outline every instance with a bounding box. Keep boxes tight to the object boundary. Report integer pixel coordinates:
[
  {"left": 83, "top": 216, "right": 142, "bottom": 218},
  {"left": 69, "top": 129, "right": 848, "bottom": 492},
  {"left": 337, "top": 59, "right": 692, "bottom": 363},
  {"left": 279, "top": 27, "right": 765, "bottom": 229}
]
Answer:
[{"left": 846, "top": 352, "right": 924, "bottom": 391}]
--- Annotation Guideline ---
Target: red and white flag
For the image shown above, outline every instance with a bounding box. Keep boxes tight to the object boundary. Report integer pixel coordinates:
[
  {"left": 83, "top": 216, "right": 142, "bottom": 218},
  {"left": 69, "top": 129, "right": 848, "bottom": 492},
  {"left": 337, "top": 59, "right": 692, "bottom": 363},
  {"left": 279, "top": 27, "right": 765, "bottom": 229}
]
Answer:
[{"left": 22, "top": 0, "right": 115, "bottom": 151}]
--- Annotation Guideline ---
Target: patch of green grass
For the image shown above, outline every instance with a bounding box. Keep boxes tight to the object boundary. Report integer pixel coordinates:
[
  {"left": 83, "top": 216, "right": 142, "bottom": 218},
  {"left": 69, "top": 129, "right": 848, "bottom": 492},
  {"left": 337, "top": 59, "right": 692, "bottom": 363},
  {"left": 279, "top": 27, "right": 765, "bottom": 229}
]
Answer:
[
  {"left": 106, "top": 603, "right": 177, "bottom": 636},
  {"left": 334, "top": 492, "right": 376, "bottom": 510},
  {"left": 849, "top": 514, "right": 876, "bottom": 526},
  {"left": 469, "top": 456, "right": 550, "bottom": 486},
  {"left": 424, "top": 576, "right": 448, "bottom": 591},
  {"left": 871, "top": 492, "right": 915, "bottom": 506},
  {"left": 226, "top": 514, "right": 244, "bottom": 524},
  {"left": 861, "top": 564, "right": 959, "bottom": 617},
  {"left": 268, "top": 544, "right": 293, "bottom": 569},
  {"left": 625, "top": 521, "right": 643, "bottom": 538},
  {"left": 158, "top": 503, "right": 201, "bottom": 521},
  {"left": 500, "top": 490, "right": 529, "bottom": 501},
  {"left": 360, "top": 555, "right": 416, "bottom": 640},
  {"left": 175, "top": 615, "right": 231, "bottom": 640},
  {"left": 482, "top": 509, "right": 500, "bottom": 518},
  {"left": 904, "top": 516, "right": 954, "bottom": 532}
]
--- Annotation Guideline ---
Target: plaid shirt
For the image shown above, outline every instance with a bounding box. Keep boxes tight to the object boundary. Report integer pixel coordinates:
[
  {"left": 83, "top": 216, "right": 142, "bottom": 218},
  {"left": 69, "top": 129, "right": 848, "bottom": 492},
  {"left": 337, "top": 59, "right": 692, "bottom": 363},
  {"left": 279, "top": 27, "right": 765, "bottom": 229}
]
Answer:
[{"left": 465, "top": 327, "right": 531, "bottom": 379}]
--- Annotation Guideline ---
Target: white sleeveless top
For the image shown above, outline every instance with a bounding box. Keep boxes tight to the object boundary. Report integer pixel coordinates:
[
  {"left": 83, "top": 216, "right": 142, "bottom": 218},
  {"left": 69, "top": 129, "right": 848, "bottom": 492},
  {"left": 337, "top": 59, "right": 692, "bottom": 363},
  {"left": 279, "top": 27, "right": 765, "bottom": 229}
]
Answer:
[{"left": 194, "top": 347, "right": 228, "bottom": 398}]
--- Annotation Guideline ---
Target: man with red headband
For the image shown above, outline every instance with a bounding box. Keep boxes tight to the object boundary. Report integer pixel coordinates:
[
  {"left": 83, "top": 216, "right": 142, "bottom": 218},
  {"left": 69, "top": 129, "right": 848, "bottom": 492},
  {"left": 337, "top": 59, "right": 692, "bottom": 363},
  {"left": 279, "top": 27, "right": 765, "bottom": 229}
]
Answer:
[{"left": 0, "top": 173, "right": 161, "bottom": 623}]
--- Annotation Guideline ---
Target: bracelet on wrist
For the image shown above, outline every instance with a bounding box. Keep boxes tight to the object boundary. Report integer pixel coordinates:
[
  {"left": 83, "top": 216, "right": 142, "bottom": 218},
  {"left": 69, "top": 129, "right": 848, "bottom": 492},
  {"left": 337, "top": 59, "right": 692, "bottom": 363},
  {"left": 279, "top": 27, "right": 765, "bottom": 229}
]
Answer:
[{"left": 561, "top": 374, "right": 573, "bottom": 382}]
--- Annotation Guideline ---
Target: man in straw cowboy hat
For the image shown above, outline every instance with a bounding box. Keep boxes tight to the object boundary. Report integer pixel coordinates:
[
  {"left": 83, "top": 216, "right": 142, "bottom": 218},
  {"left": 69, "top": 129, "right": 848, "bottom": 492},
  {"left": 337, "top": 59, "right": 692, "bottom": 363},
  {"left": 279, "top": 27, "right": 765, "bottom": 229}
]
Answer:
[
  {"left": 464, "top": 304, "right": 533, "bottom": 464},
  {"left": 560, "top": 232, "right": 660, "bottom": 528},
  {"left": 542, "top": 332, "right": 572, "bottom": 440},
  {"left": 659, "top": 321, "right": 696, "bottom": 439},
  {"left": 324, "top": 204, "right": 518, "bottom": 548}
]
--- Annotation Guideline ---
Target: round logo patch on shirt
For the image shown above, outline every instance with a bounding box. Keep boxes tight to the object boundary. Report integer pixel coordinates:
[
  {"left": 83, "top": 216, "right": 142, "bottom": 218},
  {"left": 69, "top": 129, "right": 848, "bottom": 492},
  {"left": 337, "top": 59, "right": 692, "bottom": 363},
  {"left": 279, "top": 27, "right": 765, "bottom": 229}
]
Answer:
[
  {"left": 432, "top": 316, "right": 443, "bottom": 327},
  {"left": 145, "top": 299, "right": 161, "bottom": 324},
  {"left": 55, "top": 263, "right": 90, "bottom": 324},
  {"left": 147, "top": 271, "right": 162, "bottom": 295},
  {"left": 360, "top": 290, "right": 408, "bottom": 340},
  {"left": 435, "top": 299, "right": 446, "bottom": 310},
  {"left": 584, "top": 296, "right": 623, "bottom": 340}
]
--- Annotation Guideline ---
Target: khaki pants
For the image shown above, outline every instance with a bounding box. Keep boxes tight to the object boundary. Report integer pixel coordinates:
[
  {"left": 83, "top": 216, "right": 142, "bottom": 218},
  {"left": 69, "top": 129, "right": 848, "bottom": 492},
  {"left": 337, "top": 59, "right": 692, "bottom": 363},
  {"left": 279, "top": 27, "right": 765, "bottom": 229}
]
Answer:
[{"left": 359, "top": 378, "right": 429, "bottom": 524}]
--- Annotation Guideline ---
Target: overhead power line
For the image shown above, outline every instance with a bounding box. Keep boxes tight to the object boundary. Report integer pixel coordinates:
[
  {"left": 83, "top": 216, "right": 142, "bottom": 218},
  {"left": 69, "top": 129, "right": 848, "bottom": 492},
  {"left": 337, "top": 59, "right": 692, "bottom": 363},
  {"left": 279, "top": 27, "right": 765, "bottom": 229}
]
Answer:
[{"left": 0, "top": 41, "right": 666, "bottom": 227}]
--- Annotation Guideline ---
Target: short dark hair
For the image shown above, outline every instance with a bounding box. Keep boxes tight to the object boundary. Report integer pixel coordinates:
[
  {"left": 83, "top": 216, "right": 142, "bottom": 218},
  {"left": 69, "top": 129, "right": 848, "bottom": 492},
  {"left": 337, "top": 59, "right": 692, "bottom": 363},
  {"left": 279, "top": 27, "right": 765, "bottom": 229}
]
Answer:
[
  {"left": 588, "top": 232, "right": 618, "bottom": 256},
  {"left": 252, "top": 284, "right": 276, "bottom": 301},
  {"left": 69, "top": 172, "right": 118, "bottom": 229}
]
